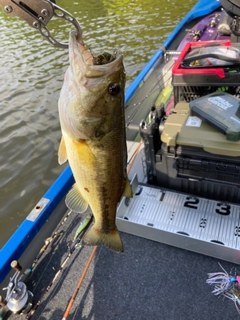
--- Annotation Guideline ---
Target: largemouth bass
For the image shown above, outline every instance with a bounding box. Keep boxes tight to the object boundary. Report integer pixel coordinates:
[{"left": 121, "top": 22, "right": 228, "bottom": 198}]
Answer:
[{"left": 58, "top": 31, "right": 132, "bottom": 252}]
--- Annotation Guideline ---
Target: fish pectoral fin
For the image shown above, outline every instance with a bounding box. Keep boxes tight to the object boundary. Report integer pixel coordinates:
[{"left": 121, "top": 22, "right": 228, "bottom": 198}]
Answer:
[
  {"left": 83, "top": 226, "right": 123, "bottom": 253},
  {"left": 122, "top": 178, "right": 133, "bottom": 198},
  {"left": 58, "top": 136, "right": 68, "bottom": 165},
  {"left": 65, "top": 183, "right": 88, "bottom": 213}
]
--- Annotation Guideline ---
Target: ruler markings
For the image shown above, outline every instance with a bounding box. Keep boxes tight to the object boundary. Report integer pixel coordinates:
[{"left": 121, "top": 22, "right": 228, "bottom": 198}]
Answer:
[
  {"left": 235, "top": 207, "right": 240, "bottom": 249},
  {"left": 122, "top": 184, "right": 240, "bottom": 250}
]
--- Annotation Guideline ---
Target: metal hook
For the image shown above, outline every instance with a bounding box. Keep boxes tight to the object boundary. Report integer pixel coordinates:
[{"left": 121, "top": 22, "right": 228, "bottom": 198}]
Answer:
[
  {"left": 36, "top": 2, "right": 82, "bottom": 49},
  {"left": 0, "top": 0, "right": 82, "bottom": 49}
]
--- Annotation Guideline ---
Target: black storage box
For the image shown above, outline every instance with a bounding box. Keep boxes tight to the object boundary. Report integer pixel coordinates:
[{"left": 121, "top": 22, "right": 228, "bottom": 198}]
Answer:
[
  {"left": 156, "top": 143, "right": 240, "bottom": 203},
  {"left": 172, "top": 41, "right": 240, "bottom": 103},
  {"left": 141, "top": 101, "right": 240, "bottom": 203}
]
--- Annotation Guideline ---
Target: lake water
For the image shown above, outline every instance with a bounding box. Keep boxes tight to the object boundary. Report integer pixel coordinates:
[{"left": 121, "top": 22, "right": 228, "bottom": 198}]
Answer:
[{"left": 0, "top": 0, "right": 196, "bottom": 247}]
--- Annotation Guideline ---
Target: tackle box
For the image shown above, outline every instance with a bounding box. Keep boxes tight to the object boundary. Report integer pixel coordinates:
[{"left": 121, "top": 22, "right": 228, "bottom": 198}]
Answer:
[
  {"left": 189, "top": 92, "right": 240, "bottom": 141},
  {"left": 172, "top": 41, "right": 240, "bottom": 103},
  {"left": 140, "top": 101, "right": 240, "bottom": 204}
]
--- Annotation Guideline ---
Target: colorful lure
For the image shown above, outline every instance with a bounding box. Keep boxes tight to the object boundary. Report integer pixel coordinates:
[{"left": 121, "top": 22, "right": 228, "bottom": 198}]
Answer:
[
  {"left": 206, "top": 263, "right": 240, "bottom": 314},
  {"left": 73, "top": 214, "right": 93, "bottom": 240}
]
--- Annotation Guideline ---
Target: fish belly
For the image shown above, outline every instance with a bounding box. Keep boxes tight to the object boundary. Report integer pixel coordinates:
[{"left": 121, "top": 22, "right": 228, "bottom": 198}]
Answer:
[{"left": 64, "top": 129, "right": 125, "bottom": 252}]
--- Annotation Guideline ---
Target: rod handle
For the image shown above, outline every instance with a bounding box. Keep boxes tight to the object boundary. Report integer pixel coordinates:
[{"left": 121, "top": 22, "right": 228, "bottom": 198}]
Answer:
[
  {"left": 0, "top": 295, "right": 6, "bottom": 307},
  {"left": 11, "top": 260, "right": 22, "bottom": 272}
]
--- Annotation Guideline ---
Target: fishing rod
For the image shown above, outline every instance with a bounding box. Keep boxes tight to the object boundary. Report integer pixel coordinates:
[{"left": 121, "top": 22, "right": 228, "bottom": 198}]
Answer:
[
  {"left": 62, "top": 246, "right": 98, "bottom": 320},
  {"left": 25, "top": 214, "right": 93, "bottom": 320},
  {"left": 0, "top": 209, "right": 76, "bottom": 319},
  {"left": 186, "top": 13, "right": 219, "bottom": 41},
  {"left": 61, "top": 142, "right": 144, "bottom": 320},
  {"left": 125, "top": 60, "right": 174, "bottom": 128}
]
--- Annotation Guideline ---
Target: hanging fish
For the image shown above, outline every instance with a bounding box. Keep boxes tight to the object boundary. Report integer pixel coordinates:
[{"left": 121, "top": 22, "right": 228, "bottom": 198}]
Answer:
[{"left": 58, "top": 30, "right": 133, "bottom": 253}]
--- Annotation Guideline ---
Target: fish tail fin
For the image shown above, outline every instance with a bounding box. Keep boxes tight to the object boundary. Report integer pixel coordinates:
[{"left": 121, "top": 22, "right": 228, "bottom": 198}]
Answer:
[{"left": 83, "top": 226, "right": 123, "bottom": 253}]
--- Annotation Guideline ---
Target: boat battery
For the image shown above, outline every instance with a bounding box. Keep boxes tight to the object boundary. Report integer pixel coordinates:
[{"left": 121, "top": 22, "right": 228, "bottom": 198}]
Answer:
[
  {"left": 172, "top": 41, "right": 240, "bottom": 103},
  {"left": 146, "top": 102, "right": 240, "bottom": 203},
  {"left": 189, "top": 92, "right": 240, "bottom": 141}
]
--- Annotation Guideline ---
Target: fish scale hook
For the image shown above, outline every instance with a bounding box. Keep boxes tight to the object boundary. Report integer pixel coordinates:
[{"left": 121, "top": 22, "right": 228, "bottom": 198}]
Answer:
[
  {"left": 0, "top": 0, "right": 82, "bottom": 49},
  {"left": 39, "top": 2, "right": 83, "bottom": 49}
]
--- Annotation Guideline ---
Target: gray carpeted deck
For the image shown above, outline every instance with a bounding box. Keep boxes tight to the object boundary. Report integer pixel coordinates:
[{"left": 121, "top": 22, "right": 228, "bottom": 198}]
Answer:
[{"left": 9, "top": 210, "right": 240, "bottom": 320}]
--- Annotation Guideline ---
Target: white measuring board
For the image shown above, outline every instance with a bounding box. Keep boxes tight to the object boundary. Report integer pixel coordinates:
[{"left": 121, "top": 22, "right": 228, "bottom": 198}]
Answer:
[{"left": 116, "top": 176, "right": 240, "bottom": 264}]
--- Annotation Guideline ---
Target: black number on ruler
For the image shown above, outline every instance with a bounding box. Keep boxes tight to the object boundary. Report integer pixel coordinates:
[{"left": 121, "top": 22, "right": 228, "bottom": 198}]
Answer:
[
  {"left": 199, "top": 218, "right": 207, "bottom": 228},
  {"left": 184, "top": 197, "right": 199, "bottom": 209},
  {"left": 216, "top": 203, "right": 231, "bottom": 216},
  {"left": 234, "top": 226, "right": 240, "bottom": 237}
]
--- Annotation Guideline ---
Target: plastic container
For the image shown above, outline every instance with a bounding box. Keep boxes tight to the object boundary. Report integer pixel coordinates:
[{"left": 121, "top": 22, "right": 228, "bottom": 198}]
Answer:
[
  {"left": 141, "top": 101, "right": 240, "bottom": 203},
  {"left": 172, "top": 40, "right": 240, "bottom": 102}
]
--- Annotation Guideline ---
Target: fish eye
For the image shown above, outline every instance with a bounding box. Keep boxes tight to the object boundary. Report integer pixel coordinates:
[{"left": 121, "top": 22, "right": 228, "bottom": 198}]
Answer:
[{"left": 108, "top": 83, "right": 120, "bottom": 96}]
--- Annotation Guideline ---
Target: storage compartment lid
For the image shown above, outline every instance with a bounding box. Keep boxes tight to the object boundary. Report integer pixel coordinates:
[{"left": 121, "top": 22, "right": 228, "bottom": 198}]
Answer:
[
  {"left": 189, "top": 92, "right": 240, "bottom": 141},
  {"left": 161, "top": 102, "right": 240, "bottom": 156}
]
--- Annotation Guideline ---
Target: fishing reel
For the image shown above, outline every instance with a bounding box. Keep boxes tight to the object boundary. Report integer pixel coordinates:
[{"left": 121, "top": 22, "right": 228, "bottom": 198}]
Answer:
[
  {"left": 220, "top": 0, "right": 240, "bottom": 36},
  {"left": 0, "top": 261, "right": 33, "bottom": 318}
]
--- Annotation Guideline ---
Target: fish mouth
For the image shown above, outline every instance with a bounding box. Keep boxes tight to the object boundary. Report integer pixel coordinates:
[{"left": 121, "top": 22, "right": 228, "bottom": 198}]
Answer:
[{"left": 69, "top": 30, "right": 123, "bottom": 78}]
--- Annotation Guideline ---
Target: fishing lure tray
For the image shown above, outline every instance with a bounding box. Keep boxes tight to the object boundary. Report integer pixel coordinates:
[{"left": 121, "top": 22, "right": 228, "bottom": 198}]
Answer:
[
  {"left": 140, "top": 101, "right": 240, "bottom": 204},
  {"left": 172, "top": 41, "right": 240, "bottom": 103}
]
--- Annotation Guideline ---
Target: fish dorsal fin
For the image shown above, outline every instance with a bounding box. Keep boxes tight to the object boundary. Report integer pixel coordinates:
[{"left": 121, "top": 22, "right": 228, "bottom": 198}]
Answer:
[
  {"left": 58, "top": 136, "right": 68, "bottom": 165},
  {"left": 122, "top": 178, "right": 133, "bottom": 198},
  {"left": 65, "top": 183, "right": 88, "bottom": 213}
]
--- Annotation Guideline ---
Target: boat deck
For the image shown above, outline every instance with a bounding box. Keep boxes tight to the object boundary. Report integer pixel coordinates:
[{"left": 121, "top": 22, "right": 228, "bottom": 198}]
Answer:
[{"left": 9, "top": 207, "right": 240, "bottom": 320}]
